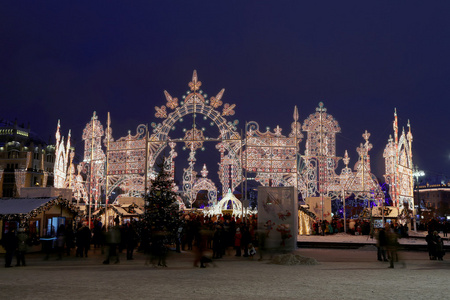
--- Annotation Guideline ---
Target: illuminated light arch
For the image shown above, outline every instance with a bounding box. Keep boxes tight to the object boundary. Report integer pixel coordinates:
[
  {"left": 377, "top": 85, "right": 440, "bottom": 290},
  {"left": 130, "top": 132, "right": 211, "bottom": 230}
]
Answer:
[
  {"left": 149, "top": 70, "right": 242, "bottom": 196},
  {"left": 190, "top": 164, "right": 217, "bottom": 205}
]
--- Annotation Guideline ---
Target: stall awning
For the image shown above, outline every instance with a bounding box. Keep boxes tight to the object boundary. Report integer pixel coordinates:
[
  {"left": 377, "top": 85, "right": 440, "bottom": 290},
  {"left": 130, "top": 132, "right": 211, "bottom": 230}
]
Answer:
[{"left": 0, "top": 197, "right": 58, "bottom": 215}]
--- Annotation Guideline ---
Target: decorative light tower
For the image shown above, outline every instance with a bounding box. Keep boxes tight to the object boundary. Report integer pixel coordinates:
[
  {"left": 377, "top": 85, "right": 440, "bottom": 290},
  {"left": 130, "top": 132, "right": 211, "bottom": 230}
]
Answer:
[{"left": 82, "top": 112, "right": 105, "bottom": 228}]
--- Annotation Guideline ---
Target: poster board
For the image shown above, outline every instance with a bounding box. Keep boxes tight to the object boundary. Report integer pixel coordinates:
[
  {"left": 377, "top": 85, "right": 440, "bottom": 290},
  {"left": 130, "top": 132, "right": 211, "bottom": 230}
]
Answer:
[{"left": 257, "top": 187, "right": 298, "bottom": 252}]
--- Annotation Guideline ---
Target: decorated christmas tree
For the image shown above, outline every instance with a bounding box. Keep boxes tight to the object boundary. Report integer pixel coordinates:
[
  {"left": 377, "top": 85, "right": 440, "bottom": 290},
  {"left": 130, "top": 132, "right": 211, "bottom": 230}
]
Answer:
[{"left": 144, "top": 158, "right": 181, "bottom": 241}]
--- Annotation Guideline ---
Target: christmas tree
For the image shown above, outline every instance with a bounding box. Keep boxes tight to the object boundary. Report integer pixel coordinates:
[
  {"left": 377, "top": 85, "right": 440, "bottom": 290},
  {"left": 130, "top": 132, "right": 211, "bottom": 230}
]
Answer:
[{"left": 144, "top": 158, "right": 181, "bottom": 241}]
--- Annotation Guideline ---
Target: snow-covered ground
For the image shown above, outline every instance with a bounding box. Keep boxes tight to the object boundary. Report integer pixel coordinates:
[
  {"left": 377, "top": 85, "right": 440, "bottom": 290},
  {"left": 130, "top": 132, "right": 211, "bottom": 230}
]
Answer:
[
  {"left": 298, "top": 230, "right": 450, "bottom": 246},
  {"left": 1, "top": 233, "right": 449, "bottom": 300}
]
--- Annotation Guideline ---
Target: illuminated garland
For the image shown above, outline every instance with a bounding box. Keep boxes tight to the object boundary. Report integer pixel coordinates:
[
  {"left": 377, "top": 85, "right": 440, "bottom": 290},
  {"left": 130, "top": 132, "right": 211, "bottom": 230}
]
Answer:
[{"left": 0, "top": 197, "right": 80, "bottom": 224}]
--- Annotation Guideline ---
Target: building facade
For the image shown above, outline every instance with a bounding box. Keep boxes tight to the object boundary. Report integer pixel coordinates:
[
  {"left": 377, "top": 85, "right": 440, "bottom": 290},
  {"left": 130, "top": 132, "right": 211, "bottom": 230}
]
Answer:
[
  {"left": 414, "top": 183, "right": 450, "bottom": 219},
  {"left": 0, "top": 119, "right": 55, "bottom": 197}
]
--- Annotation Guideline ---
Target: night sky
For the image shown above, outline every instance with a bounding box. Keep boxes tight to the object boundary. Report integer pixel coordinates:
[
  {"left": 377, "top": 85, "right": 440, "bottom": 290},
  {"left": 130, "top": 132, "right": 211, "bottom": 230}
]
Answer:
[{"left": 1, "top": 2, "right": 450, "bottom": 184}]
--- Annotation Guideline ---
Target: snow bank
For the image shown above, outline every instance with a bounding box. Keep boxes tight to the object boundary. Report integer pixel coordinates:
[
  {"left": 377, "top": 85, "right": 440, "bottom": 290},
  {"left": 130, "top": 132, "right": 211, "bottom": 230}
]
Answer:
[{"left": 270, "top": 253, "right": 319, "bottom": 265}]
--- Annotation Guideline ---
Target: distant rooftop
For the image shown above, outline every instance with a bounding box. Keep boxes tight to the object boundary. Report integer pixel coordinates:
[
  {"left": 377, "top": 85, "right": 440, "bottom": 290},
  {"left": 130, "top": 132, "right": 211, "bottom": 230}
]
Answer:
[{"left": 0, "top": 118, "right": 48, "bottom": 147}]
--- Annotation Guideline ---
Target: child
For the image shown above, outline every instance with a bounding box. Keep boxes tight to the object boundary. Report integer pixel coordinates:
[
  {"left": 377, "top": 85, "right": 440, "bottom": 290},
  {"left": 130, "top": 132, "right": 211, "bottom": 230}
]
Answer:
[{"left": 248, "top": 243, "right": 256, "bottom": 259}]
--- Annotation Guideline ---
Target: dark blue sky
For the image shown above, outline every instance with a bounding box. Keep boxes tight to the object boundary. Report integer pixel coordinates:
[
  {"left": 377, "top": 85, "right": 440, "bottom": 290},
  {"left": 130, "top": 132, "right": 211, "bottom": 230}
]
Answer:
[{"left": 1, "top": 1, "right": 450, "bottom": 183}]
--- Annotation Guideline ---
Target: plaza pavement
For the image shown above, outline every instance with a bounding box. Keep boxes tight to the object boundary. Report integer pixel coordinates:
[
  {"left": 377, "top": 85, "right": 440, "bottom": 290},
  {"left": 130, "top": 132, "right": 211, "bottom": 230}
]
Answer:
[{"left": 0, "top": 236, "right": 449, "bottom": 300}]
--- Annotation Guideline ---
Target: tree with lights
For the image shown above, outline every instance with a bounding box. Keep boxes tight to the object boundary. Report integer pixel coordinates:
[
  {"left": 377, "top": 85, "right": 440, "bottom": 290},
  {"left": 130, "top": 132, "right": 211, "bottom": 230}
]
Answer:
[{"left": 143, "top": 158, "right": 181, "bottom": 265}]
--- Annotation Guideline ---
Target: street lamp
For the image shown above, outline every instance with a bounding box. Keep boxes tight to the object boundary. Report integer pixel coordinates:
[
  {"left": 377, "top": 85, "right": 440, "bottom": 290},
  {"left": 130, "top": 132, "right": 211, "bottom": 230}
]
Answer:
[
  {"left": 413, "top": 165, "right": 425, "bottom": 184},
  {"left": 413, "top": 165, "right": 425, "bottom": 230}
]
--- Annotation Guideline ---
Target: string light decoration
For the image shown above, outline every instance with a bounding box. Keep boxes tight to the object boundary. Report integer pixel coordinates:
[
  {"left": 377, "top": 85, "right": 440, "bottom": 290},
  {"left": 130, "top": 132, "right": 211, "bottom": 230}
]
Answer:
[
  {"left": 150, "top": 70, "right": 242, "bottom": 197},
  {"left": 14, "top": 169, "right": 26, "bottom": 196},
  {"left": 106, "top": 124, "right": 148, "bottom": 197},
  {"left": 53, "top": 120, "right": 71, "bottom": 189},
  {"left": 383, "top": 109, "right": 414, "bottom": 212},
  {"left": 338, "top": 131, "right": 384, "bottom": 205},
  {"left": 302, "top": 102, "right": 341, "bottom": 198},
  {"left": 245, "top": 106, "right": 303, "bottom": 187},
  {"left": 82, "top": 112, "right": 106, "bottom": 206},
  {"left": 0, "top": 197, "right": 80, "bottom": 224},
  {"left": 53, "top": 73, "right": 414, "bottom": 228},
  {"left": 191, "top": 164, "right": 217, "bottom": 205}
]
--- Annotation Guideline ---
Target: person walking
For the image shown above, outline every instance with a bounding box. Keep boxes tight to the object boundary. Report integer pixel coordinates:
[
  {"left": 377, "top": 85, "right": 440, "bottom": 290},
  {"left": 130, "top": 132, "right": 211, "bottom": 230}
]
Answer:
[
  {"left": 56, "top": 224, "right": 66, "bottom": 260},
  {"left": 16, "top": 228, "right": 28, "bottom": 266},
  {"left": 425, "top": 231, "right": 436, "bottom": 260},
  {"left": 103, "top": 222, "right": 121, "bottom": 264},
  {"left": 386, "top": 224, "right": 401, "bottom": 268},
  {"left": 234, "top": 227, "right": 242, "bottom": 257},
  {"left": 2, "top": 227, "right": 17, "bottom": 268},
  {"left": 376, "top": 227, "right": 388, "bottom": 262},
  {"left": 76, "top": 222, "right": 91, "bottom": 258},
  {"left": 125, "top": 223, "right": 138, "bottom": 260},
  {"left": 433, "top": 231, "right": 445, "bottom": 261}
]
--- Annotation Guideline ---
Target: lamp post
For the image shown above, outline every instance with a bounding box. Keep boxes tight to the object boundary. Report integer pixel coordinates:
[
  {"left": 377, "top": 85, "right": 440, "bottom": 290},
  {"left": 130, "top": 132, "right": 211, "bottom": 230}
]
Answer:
[{"left": 413, "top": 165, "right": 425, "bottom": 230}]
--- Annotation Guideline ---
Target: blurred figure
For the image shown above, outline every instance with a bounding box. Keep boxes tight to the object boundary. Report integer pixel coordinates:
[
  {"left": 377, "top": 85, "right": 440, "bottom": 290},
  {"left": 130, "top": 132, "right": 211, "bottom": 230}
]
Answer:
[
  {"left": 103, "top": 221, "right": 121, "bottom": 264},
  {"left": 76, "top": 222, "right": 91, "bottom": 258},
  {"left": 193, "top": 226, "right": 208, "bottom": 268},
  {"left": 376, "top": 227, "right": 388, "bottom": 262},
  {"left": 65, "top": 223, "right": 75, "bottom": 256},
  {"left": 212, "top": 225, "right": 223, "bottom": 259},
  {"left": 92, "top": 220, "right": 103, "bottom": 250},
  {"left": 56, "top": 224, "right": 66, "bottom": 260},
  {"left": 125, "top": 223, "right": 138, "bottom": 260},
  {"left": 234, "top": 227, "right": 242, "bottom": 257},
  {"left": 433, "top": 231, "right": 445, "bottom": 261},
  {"left": 256, "top": 228, "right": 267, "bottom": 261},
  {"left": 386, "top": 224, "right": 402, "bottom": 268},
  {"left": 152, "top": 230, "right": 168, "bottom": 267},
  {"left": 2, "top": 227, "right": 17, "bottom": 268},
  {"left": 425, "top": 231, "right": 436, "bottom": 260},
  {"left": 16, "top": 227, "right": 28, "bottom": 266}
]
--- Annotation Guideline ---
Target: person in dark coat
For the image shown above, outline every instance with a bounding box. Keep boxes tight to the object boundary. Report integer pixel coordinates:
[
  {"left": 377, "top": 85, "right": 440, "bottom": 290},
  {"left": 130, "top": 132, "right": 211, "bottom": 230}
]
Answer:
[
  {"left": 241, "top": 225, "right": 251, "bottom": 257},
  {"left": 125, "top": 223, "right": 138, "bottom": 260},
  {"left": 76, "top": 223, "right": 91, "bottom": 258},
  {"left": 376, "top": 227, "right": 388, "bottom": 262},
  {"left": 2, "top": 227, "right": 17, "bottom": 268},
  {"left": 212, "top": 225, "right": 223, "bottom": 259},
  {"left": 234, "top": 228, "right": 242, "bottom": 257},
  {"left": 56, "top": 224, "right": 66, "bottom": 260},
  {"left": 425, "top": 231, "right": 436, "bottom": 260},
  {"left": 64, "top": 223, "right": 75, "bottom": 256},
  {"left": 16, "top": 228, "right": 28, "bottom": 266},
  {"left": 103, "top": 222, "right": 122, "bottom": 264},
  {"left": 433, "top": 231, "right": 445, "bottom": 261}
]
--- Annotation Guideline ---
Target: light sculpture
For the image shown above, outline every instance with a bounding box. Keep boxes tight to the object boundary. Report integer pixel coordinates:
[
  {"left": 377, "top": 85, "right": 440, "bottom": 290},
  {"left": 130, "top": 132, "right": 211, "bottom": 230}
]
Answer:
[
  {"left": 82, "top": 112, "right": 106, "bottom": 209},
  {"left": 149, "top": 70, "right": 241, "bottom": 199},
  {"left": 383, "top": 109, "right": 414, "bottom": 212},
  {"left": 302, "top": 102, "right": 341, "bottom": 198},
  {"left": 57, "top": 72, "right": 414, "bottom": 229}
]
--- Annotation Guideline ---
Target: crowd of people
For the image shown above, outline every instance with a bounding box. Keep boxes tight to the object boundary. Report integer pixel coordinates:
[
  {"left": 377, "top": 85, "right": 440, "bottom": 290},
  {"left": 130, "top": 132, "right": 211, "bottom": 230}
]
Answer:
[{"left": 1, "top": 215, "right": 447, "bottom": 268}]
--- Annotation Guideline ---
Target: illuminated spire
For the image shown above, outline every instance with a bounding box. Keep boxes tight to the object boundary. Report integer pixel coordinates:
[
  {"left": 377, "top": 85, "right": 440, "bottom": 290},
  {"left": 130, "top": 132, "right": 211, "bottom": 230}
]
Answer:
[{"left": 189, "top": 70, "right": 202, "bottom": 92}]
